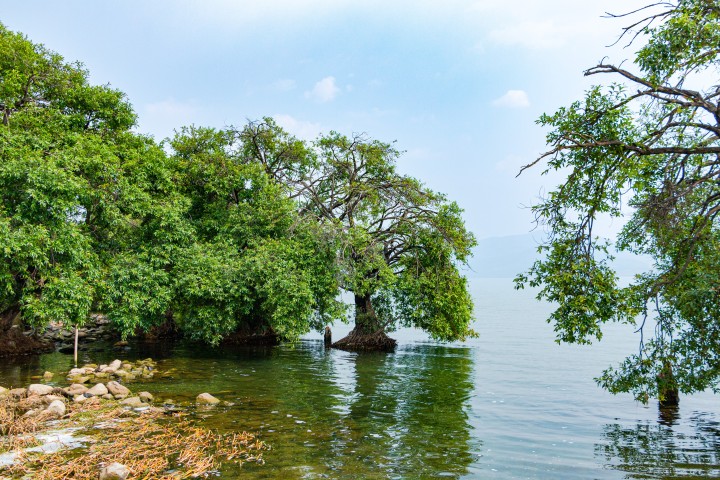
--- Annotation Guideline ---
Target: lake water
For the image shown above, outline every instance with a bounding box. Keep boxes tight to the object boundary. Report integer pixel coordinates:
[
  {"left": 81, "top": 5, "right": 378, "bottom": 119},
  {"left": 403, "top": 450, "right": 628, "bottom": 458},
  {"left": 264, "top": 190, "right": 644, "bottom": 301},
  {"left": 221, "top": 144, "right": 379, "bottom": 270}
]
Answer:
[{"left": 1, "top": 278, "right": 719, "bottom": 478}]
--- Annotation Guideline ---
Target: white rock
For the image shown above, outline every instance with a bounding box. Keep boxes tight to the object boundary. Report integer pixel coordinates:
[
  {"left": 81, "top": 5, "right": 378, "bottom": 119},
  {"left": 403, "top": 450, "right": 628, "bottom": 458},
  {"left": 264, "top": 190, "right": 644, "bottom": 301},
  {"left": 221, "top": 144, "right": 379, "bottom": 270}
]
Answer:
[
  {"left": 108, "top": 359, "right": 122, "bottom": 370},
  {"left": 42, "top": 395, "right": 65, "bottom": 405},
  {"left": 119, "top": 396, "right": 144, "bottom": 408},
  {"left": 138, "top": 391, "right": 153, "bottom": 403},
  {"left": 9, "top": 388, "right": 26, "bottom": 398},
  {"left": 99, "top": 462, "right": 130, "bottom": 480},
  {"left": 68, "top": 368, "right": 85, "bottom": 376},
  {"left": 27, "top": 384, "right": 54, "bottom": 396},
  {"left": 45, "top": 400, "right": 66, "bottom": 417},
  {"left": 65, "top": 384, "right": 88, "bottom": 396},
  {"left": 106, "top": 381, "right": 130, "bottom": 398},
  {"left": 86, "top": 383, "right": 109, "bottom": 396},
  {"left": 196, "top": 393, "right": 220, "bottom": 405}
]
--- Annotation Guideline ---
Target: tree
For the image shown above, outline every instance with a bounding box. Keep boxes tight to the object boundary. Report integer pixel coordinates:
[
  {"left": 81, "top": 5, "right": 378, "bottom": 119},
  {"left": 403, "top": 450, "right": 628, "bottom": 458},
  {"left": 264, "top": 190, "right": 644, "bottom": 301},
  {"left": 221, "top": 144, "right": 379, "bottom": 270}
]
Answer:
[
  {"left": 181, "top": 120, "right": 476, "bottom": 350},
  {"left": 103, "top": 126, "right": 344, "bottom": 345},
  {"left": 515, "top": 0, "right": 720, "bottom": 404},
  {"left": 0, "top": 23, "right": 150, "bottom": 353},
  {"left": 240, "top": 120, "right": 476, "bottom": 350},
  {"left": 308, "top": 133, "right": 476, "bottom": 350}
]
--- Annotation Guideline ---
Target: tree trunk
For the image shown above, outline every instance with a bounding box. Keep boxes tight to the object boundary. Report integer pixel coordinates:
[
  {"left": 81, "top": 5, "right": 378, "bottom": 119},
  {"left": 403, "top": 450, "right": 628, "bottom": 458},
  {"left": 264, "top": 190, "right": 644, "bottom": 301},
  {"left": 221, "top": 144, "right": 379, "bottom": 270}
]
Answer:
[
  {"left": 332, "top": 294, "right": 397, "bottom": 352},
  {"left": 658, "top": 360, "right": 680, "bottom": 407},
  {"left": 0, "top": 307, "right": 54, "bottom": 356}
]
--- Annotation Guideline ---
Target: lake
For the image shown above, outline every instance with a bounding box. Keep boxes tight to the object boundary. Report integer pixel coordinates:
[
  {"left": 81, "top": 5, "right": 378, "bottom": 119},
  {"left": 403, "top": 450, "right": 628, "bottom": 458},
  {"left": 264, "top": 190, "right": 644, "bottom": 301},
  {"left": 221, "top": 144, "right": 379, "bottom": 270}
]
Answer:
[{"left": 1, "top": 278, "right": 718, "bottom": 478}]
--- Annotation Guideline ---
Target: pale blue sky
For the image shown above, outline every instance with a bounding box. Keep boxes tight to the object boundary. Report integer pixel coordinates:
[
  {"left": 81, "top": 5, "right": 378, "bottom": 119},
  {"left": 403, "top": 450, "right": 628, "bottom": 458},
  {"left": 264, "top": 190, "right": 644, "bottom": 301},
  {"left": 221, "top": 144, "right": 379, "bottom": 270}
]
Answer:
[{"left": 3, "top": 1, "right": 647, "bottom": 239}]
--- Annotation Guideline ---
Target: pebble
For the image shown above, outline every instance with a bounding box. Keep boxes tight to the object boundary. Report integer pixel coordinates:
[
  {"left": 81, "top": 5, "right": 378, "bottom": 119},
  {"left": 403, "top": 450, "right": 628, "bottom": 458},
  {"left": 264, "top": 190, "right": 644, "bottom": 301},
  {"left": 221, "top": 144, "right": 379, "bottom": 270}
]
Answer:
[
  {"left": 99, "top": 462, "right": 130, "bottom": 480},
  {"left": 196, "top": 393, "right": 220, "bottom": 405}
]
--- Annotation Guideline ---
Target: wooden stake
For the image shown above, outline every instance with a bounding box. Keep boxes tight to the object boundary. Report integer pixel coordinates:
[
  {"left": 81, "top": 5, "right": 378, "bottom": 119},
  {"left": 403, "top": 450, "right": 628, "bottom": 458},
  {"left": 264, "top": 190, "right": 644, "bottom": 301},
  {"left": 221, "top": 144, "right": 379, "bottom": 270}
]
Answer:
[{"left": 74, "top": 326, "right": 79, "bottom": 368}]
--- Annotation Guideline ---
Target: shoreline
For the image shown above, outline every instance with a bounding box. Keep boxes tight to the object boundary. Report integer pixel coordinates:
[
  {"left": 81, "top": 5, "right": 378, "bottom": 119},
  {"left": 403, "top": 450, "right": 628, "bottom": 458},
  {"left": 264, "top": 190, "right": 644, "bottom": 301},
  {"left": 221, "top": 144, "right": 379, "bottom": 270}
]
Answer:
[{"left": 0, "top": 357, "right": 266, "bottom": 478}]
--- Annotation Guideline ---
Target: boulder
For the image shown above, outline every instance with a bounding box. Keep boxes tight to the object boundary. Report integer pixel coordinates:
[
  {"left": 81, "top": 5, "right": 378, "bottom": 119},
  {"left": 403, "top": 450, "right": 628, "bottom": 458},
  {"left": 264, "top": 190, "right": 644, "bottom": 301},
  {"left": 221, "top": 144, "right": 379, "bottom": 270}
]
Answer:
[
  {"left": 120, "top": 396, "right": 144, "bottom": 408},
  {"left": 102, "top": 394, "right": 114, "bottom": 400},
  {"left": 73, "top": 394, "right": 87, "bottom": 404},
  {"left": 138, "top": 391, "right": 153, "bottom": 403},
  {"left": 68, "top": 368, "right": 85, "bottom": 376},
  {"left": 106, "top": 381, "right": 130, "bottom": 398},
  {"left": 42, "top": 371, "right": 54, "bottom": 380},
  {"left": 19, "top": 395, "right": 45, "bottom": 409},
  {"left": 10, "top": 388, "right": 26, "bottom": 398},
  {"left": 65, "top": 384, "right": 88, "bottom": 396},
  {"left": 0, "top": 386, "right": 7, "bottom": 397},
  {"left": 108, "top": 359, "right": 122, "bottom": 370},
  {"left": 45, "top": 400, "right": 66, "bottom": 417},
  {"left": 99, "top": 462, "right": 130, "bottom": 480},
  {"left": 42, "top": 394, "right": 65, "bottom": 405},
  {"left": 69, "top": 375, "right": 91, "bottom": 384},
  {"left": 28, "top": 384, "right": 55, "bottom": 396},
  {"left": 196, "top": 393, "right": 220, "bottom": 405},
  {"left": 86, "top": 383, "right": 109, "bottom": 396}
]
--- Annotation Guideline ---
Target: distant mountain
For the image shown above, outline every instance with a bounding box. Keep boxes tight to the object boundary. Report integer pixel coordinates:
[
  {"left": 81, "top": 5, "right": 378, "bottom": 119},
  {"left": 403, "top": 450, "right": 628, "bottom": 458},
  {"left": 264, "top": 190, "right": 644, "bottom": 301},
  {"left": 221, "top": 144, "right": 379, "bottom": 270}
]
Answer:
[{"left": 467, "top": 233, "right": 653, "bottom": 279}]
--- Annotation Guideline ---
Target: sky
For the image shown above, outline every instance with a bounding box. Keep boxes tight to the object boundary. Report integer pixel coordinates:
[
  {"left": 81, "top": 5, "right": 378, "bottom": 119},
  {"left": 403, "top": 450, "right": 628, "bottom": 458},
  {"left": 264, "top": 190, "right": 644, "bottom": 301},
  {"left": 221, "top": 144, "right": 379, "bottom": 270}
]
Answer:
[{"left": 2, "top": 0, "right": 651, "bottom": 240}]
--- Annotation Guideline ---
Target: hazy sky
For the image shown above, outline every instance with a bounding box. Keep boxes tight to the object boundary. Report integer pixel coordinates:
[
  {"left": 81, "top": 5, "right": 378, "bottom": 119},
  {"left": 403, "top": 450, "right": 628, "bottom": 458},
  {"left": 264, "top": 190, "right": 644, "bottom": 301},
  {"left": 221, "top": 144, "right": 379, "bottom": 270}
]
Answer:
[{"left": 3, "top": 1, "right": 649, "bottom": 239}]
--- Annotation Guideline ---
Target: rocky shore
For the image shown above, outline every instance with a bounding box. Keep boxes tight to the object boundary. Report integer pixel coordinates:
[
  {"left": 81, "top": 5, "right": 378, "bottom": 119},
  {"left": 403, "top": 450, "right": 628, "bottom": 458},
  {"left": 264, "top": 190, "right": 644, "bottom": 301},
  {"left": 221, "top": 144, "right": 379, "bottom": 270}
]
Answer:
[{"left": 0, "top": 358, "right": 264, "bottom": 479}]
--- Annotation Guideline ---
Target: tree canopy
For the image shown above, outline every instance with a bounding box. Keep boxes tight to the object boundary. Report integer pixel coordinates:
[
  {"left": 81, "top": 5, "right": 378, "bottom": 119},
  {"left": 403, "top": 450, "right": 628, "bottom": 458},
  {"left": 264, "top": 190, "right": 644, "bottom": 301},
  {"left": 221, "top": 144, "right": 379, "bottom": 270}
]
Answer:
[
  {"left": 0, "top": 22, "right": 143, "bottom": 334},
  {"left": 515, "top": 0, "right": 720, "bottom": 403},
  {"left": 102, "top": 126, "right": 344, "bottom": 345},
  {"left": 240, "top": 120, "right": 477, "bottom": 350},
  {"left": 0, "top": 24, "right": 476, "bottom": 352}
]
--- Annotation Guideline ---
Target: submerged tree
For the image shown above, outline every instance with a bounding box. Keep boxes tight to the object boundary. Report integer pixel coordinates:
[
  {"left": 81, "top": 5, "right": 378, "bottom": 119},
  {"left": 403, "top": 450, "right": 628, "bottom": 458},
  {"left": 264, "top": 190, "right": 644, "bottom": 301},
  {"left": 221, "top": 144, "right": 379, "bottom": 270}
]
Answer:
[
  {"left": 306, "top": 133, "right": 476, "bottom": 350},
  {"left": 241, "top": 120, "right": 476, "bottom": 350},
  {"left": 515, "top": 1, "right": 720, "bottom": 403}
]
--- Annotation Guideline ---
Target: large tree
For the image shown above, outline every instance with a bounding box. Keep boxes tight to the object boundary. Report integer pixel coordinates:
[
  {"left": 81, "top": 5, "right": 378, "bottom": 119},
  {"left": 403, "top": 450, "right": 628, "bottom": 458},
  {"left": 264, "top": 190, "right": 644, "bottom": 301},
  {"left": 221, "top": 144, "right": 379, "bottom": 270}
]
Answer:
[
  {"left": 103, "top": 126, "right": 344, "bottom": 345},
  {"left": 515, "top": 0, "right": 720, "bottom": 404},
  {"left": 0, "top": 23, "right": 153, "bottom": 353},
  {"left": 241, "top": 120, "right": 476, "bottom": 351}
]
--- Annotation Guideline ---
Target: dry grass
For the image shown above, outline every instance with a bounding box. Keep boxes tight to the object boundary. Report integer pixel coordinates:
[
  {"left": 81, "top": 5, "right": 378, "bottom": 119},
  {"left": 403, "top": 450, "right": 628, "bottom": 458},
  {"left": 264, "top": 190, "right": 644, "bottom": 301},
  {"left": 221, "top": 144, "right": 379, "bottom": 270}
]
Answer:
[
  {"left": 1, "top": 398, "right": 267, "bottom": 479},
  {"left": 0, "top": 394, "right": 56, "bottom": 438}
]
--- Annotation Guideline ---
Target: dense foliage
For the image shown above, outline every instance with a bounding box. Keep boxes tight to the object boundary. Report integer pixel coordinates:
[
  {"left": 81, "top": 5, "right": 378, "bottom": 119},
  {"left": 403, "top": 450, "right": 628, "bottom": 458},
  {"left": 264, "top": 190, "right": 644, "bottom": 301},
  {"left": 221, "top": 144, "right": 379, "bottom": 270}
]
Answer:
[
  {"left": 515, "top": 0, "right": 720, "bottom": 402},
  {"left": 0, "top": 26, "right": 475, "bottom": 349},
  {"left": 240, "top": 120, "right": 477, "bottom": 346},
  {"left": 0, "top": 22, "right": 143, "bottom": 331},
  {"left": 102, "top": 127, "right": 344, "bottom": 344}
]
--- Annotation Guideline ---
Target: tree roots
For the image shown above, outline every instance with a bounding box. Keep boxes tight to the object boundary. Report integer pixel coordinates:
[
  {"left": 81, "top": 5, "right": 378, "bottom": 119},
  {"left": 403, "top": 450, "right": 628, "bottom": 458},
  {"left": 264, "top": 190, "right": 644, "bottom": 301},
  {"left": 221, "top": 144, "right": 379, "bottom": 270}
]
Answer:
[{"left": 332, "top": 328, "right": 397, "bottom": 352}]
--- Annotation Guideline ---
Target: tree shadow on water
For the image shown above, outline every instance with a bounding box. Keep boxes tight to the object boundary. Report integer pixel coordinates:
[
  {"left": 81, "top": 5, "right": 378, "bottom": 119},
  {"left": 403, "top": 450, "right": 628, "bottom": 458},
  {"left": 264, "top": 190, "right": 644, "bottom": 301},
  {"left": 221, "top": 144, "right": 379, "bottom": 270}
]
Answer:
[
  {"left": 597, "top": 406, "right": 720, "bottom": 479},
  {"left": 333, "top": 344, "right": 479, "bottom": 479}
]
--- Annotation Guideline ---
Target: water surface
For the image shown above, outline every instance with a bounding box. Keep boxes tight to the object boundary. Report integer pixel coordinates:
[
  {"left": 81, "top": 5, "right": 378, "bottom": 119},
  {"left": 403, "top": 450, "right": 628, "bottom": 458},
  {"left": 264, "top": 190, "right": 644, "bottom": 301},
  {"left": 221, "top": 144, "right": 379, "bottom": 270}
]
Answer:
[{"left": 1, "top": 279, "right": 718, "bottom": 478}]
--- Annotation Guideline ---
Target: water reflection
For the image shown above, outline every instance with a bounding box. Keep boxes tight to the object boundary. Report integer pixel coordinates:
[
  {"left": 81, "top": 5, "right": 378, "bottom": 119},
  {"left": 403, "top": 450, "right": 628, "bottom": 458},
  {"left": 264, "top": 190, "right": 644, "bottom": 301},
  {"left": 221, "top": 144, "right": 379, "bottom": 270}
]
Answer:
[
  {"left": 339, "top": 345, "right": 478, "bottom": 478},
  {"left": 598, "top": 407, "right": 720, "bottom": 478},
  {"left": 210, "top": 342, "right": 479, "bottom": 478}
]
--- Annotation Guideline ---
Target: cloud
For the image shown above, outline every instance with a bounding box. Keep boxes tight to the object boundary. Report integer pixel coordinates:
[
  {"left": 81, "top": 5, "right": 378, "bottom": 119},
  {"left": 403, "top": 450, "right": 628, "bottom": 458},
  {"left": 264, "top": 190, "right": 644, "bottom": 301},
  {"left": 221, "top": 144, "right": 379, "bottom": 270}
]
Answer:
[
  {"left": 492, "top": 90, "right": 530, "bottom": 108},
  {"left": 305, "top": 76, "right": 340, "bottom": 102},
  {"left": 468, "top": 0, "right": 650, "bottom": 51},
  {"left": 274, "top": 114, "right": 323, "bottom": 140},
  {"left": 272, "top": 79, "right": 296, "bottom": 91}
]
